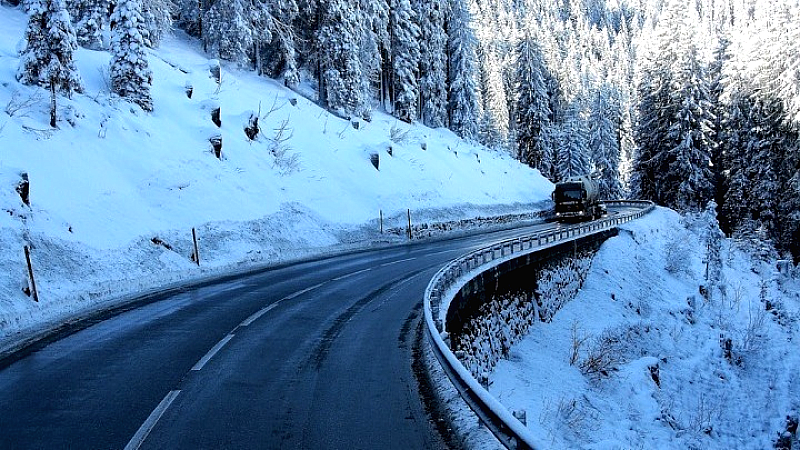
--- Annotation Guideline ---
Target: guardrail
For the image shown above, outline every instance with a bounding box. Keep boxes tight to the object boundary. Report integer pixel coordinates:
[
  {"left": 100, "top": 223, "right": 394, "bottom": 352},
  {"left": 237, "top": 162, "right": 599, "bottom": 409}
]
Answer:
[{"left": 423, "top": 200, "right": 654, "bottom": 449}]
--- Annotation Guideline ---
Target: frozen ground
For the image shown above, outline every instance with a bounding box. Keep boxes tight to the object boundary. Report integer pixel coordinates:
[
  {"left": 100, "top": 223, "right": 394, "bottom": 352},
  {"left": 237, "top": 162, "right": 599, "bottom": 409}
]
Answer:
[
  {"left": 0, "top": 5, "right": 552, "bottom": 349},
  {"left": 491, "top": 208, "right": 800, "bottom": 449}
]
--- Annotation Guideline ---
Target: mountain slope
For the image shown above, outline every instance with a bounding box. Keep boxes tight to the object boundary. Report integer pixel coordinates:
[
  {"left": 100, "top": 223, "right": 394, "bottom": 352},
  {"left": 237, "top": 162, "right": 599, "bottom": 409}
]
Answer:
[{"left": 0, "top": 5, "right": 551, "bottom": 343}]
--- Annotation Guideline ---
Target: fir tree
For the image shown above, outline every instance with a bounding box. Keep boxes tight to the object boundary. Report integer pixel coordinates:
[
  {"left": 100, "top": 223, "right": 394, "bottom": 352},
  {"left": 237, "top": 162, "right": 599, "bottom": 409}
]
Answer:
[
  {"left": 390, "top": 0, "right": 421, "bottom": 122},
  {"left": 317, "top": 0, "right": 364, "bottom": 117},
  {"left": 555, "top": 104, "right": 590, "bottom": 180},
  {"left": 202, "top": 0, "right": 253, "bottom": 65},
  {"left": 514, "top": 29, "right": 551, "bottom": 174},
  {"left": 18, "top": 0, "right": 84, "bottom": 97},
  {"left": 416, "top": 0, "right": 448, "bottom": 128},
  {"left": 666, "top": 39, "right": 715, "bottom": 212},
  {"left": 588, "top": 87, "right": 623, "bottom": 198},
  {"left": 70, "top": 0, "right": 109, "bottom": 50},
  {"left": 359, "top": 0, "right": 389, "bottom": 116},
  {"left": 254, "top": 0, "right": 300, "bottom": 87},
  {"left": 701, "top": 199, "right": 724, "bottom": 298},
  {"left": 142, "top": 0, "right": 173, "bottom": 47},
  {"left": 110, "top": 0, "right": 153, "bottom": 111},
  {"left": 448, "top": 0, "right": 480, "bottom": 140}
]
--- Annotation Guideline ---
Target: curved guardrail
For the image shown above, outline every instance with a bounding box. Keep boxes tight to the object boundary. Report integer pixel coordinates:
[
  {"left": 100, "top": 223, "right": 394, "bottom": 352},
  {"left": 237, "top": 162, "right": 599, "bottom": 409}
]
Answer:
[{"left": 423, "top": 200, "right": 654, "bottom": 449}]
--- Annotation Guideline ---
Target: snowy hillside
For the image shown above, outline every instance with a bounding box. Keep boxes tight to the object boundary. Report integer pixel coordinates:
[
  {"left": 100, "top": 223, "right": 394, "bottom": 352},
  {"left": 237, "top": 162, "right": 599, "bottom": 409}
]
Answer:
[
  {"left": 490, "top": 208, "right": 800, "bottom": 449},
  {"left": 0, "top": 5, "right": 552, "bottom": 345}
]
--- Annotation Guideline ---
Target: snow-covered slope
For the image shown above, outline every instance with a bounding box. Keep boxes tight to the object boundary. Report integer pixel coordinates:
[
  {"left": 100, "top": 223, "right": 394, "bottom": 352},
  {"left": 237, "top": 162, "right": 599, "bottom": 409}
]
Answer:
[
  {"left": 0, "top": 5, "right": 552, "bottom": 344},
  {"left": 491, "top": 208, "right": 800, "bottom": 449}
]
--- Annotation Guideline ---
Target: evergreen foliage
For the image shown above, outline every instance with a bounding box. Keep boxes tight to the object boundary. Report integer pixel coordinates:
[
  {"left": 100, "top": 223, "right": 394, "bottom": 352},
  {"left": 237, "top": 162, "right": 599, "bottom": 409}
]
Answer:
[
  {"left": 110, "top": 0, "right": 153, "bottom": 111},
  {"left": 70, "top": 0, "right": 109, "bottom": 50},
  {"left": 18, "top": 0, "right": 84, "bottom": 96},
  {"left": 416, "top": 0, "right": 448, "bottom": 128},
  {"left": 389, "top": 0, "right": 420, "bottom": 122},
  {"left": 447, "top": 0, "right": 480, "bottom": 140},
  {"left": 514, "top": 29, "right": 551, "bottom": 174},
  {"left": 316, "top": 0, "right": 364, "bottom": 117}
]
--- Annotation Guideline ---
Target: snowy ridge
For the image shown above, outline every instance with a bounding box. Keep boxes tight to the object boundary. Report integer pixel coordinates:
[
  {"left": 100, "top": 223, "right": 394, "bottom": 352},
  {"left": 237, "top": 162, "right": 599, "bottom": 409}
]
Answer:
[{"left": 423, "top": 200, "right": 653, "bottom": 448}]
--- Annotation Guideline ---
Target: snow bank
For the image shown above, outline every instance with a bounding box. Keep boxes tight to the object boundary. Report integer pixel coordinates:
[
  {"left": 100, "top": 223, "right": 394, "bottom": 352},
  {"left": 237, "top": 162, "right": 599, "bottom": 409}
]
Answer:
[{"left": 491, "top": 207, "right": 800, "bottom": 449}]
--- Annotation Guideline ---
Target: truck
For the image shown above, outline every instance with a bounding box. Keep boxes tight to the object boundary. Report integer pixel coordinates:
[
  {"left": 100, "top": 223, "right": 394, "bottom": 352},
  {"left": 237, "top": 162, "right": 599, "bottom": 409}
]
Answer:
[{"left": 552, "top": 175, "right": 605, "bottom": 222}]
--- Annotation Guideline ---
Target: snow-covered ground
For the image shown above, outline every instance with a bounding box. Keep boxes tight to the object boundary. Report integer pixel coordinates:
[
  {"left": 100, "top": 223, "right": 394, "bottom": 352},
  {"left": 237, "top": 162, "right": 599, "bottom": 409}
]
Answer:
[
  {"left": 0, "top": 5, "right": 552, "bottom": 348},
  {"left": 491, "top": 208, "right": 800, "bottom": 449}
]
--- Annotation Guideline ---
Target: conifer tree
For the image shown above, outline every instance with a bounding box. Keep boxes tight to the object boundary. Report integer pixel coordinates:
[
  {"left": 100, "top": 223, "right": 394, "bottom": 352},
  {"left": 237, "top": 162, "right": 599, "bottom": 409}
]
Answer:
[
  {"left": 254, "top": 0, "right": 300, "bottom": 87},
  {"left": 448, "top": 0, "right": 480, "bottom": 140},
  {"left": 360, "top": 0, "right": 389, "bottom": 115},
  {"left": 110, "top": 0, "right": 153, "bottom": 111},
  {"left": 18, "top": 0, "right": 84, "bottom": 97},
  {"left": 588, "top": 87, "right": 622, "bottom": 198},
  {"left": 202, "top": 0, "right": 253, "bottom": 65},
  {"left": 390, "top": 0, "right": 421, "bottom": 122},
  {"left": 317, "top": 0, "right": 364, "bottom": 117},
  {"left": 514, "top": 29, "right": 551, "bottom": 174},
  {"left": 70, "top": 0, "right": 109, "bottom": 49},
  {"left": 416, "top": 0, "right": 448, "bottom": 128},
  {"left": 142, "top": 0, "right": 173, "bottom": 47}
]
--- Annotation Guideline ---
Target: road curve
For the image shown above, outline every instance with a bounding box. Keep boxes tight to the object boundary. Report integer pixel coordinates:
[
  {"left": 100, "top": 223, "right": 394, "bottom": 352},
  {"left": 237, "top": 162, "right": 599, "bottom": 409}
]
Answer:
[{"left": 0, "top": 211, "right": 632, "bottom": 449}]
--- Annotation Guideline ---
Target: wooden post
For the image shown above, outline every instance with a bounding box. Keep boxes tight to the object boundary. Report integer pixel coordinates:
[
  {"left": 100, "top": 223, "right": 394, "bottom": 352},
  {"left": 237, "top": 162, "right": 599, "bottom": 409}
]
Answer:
[
  {"left": 192, "top": 228, "right": 200, "bottom": 266},
  {"left": 380, "top": 210, "right": 383, "bottom": 234},
  {"left": 24, "top": 246, "right": 39, "bottom": 302},
  {"left": 49, "top": 80, "right": 57, "bottom": 128},
  {"left": 407, "top": 209, "right": 412, "bottom": 240}
]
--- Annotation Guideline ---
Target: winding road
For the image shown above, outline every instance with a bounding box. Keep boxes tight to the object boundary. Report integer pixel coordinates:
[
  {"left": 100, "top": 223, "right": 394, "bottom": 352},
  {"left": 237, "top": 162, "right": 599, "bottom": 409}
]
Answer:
[{"left": 0, "top": 208, "right": 635, "bottom": 449}]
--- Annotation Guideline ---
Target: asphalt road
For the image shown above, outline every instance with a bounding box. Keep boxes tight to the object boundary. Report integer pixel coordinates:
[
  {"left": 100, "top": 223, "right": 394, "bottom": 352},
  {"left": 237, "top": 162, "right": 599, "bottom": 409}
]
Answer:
[{"left": 0, "top": 215, "right": 619, "bottom": 450}]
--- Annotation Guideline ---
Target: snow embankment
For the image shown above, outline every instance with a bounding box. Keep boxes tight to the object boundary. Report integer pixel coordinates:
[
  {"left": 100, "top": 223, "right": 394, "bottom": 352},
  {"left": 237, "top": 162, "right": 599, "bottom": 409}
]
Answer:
[
  {"left": 0, "top": 5, "right": 552, "bottom": 347},
  {"left": 491, "top": 207, "right": 800, "bottom": 449}
]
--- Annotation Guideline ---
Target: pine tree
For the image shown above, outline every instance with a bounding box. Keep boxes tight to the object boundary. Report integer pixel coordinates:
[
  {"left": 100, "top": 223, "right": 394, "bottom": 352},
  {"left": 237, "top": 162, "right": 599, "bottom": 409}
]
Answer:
[
  {"left": 478, "top": 47, "right": 511, "bottom": 150},
  {"left": 514, "top": 29, "right": 551, "bottom": 175},
  {"left": 317, "top": 0, "right": 364, "bottom": 117},
  {"left": 416, "top": 0, "right": 448, "bottom": 128},
  {"left": 555, "top": 103, "right": 590, "bottom": 180},
  {"left": 448, "top": 0, "right": 480, "bottom": 140},
  {"left": 588, "top": 87, "right": 622, "bottom": 198},
  {"left": 18, "top": 0, "right": 84, "bottom": 97},
  {"left": 359, "top": 0, "right": 389, "bottom": 116},
  {"left": 701, "top": 199, "right": 724, "bottom": 298},
  {"left": 202, "top": 0, "right": 253, "bottom": 65},
  {"left": 70, "top": 0, "right": 109, "bottom": 49},
  {"left": 666, "top": 39, "right": 715, "bottom": 212},
  {"left": 254, "top": 0, "right": 300, "bottom": 87},
  {"left": 110, "top": 0, "right": 153, "bottom": 111},
  {"left": 142, "top": 0, "right": 173, "bottom": 47},
  {"left": 390, "top": 0, "right": 421, "bottom": 122}
]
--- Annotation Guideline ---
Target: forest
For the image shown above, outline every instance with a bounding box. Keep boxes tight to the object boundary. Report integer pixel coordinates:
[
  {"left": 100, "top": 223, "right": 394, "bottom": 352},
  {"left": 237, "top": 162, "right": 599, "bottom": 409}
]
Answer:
[{"left": 9, "top": 0, "right": 800, "bottom": 261}]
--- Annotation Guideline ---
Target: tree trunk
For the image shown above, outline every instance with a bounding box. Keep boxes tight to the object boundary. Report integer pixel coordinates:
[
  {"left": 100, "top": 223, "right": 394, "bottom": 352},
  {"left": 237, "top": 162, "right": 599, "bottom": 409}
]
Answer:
[{"left": 50, "top": 80, "right": 57, "bottom": 128}]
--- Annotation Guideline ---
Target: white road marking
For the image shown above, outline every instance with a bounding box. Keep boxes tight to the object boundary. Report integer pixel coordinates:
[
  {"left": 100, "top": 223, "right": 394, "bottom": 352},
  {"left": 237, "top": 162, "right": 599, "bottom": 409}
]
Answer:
[
  {"left": 123, "top": 390, "right": 181, "bottom": 450},
  {"left": 331, "top": 268, "right": 372, "bottom": 282},
  {"left": 379, "top": 257, "right": 417, "bottom": 267},
  {"left": 191, "top": 334, "right": 234, "bottom": 371},
  {"left": 239, "top": 302, "right": 281, "bottom": 328},
  {"left": 284, "top": 282, "right": 326, "bottom": 300},
  {"left": 426, "top": 249, "right": 464, "bottom": 257}
]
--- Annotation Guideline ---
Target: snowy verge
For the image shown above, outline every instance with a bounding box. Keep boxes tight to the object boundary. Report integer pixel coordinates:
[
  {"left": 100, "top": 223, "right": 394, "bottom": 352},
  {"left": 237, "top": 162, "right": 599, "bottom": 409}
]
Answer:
[
  {"left": 0, "top": 201, "right": 548, "bottom": 355},
  {"left": 491, "top": 208, "right": 800, "bottom": 449}
]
